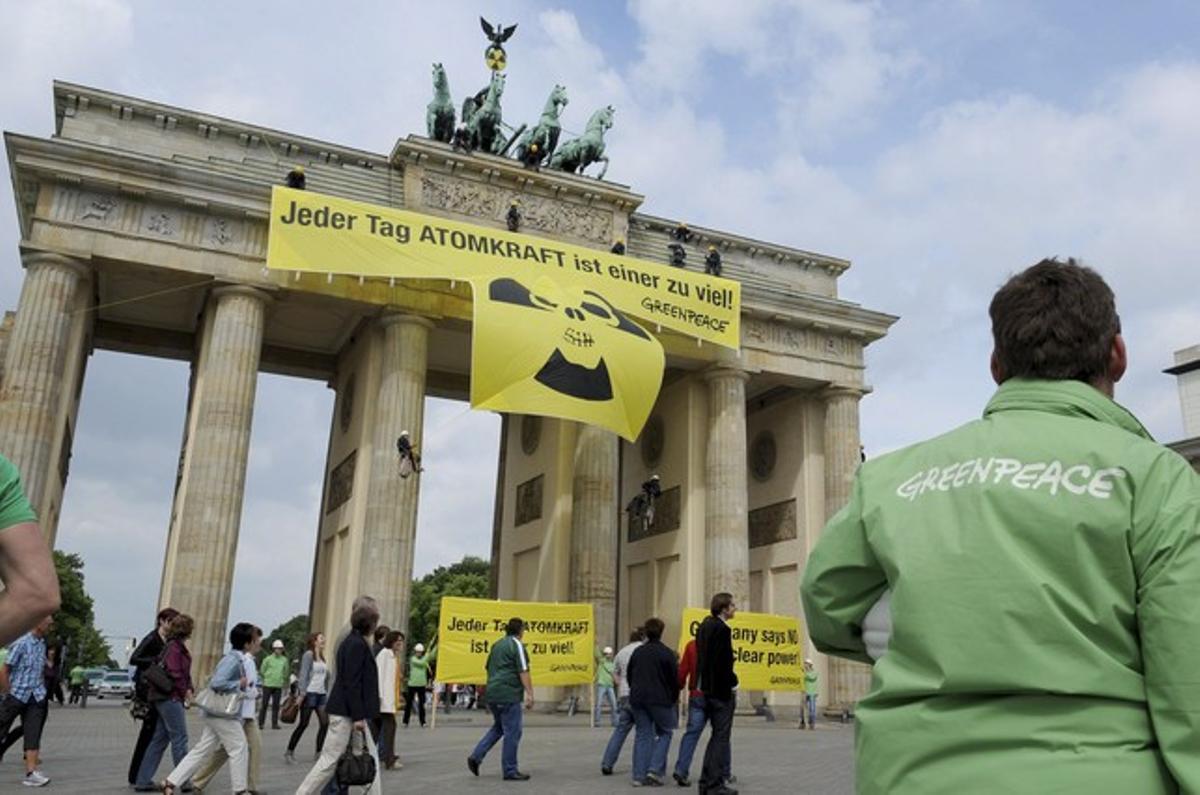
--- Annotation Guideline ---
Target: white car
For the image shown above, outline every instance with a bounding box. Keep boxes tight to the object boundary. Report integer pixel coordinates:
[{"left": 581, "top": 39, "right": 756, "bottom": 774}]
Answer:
[{"left": 96, "top": 671, "right": 134, "bottom": 699}]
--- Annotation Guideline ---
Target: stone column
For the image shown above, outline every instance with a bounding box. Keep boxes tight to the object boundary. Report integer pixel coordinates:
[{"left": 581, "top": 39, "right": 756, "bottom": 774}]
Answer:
[
  {"left": 360, "top": 314, "right": 431, "bottom": 635},
  {"left": 703, "top": 366, "right": 750, "bottom": 608},
  {"left": 569, "top": 423, "right": 619, "bottom": 647},
  {"left": 822, "top": 385, "right": 872, "bottom": 708},
  {"left": 0, "top": 252, "right": 91, "bottom": 540},
  {"left": 162, "top": 285, "right": 268, "bottom": 677}
]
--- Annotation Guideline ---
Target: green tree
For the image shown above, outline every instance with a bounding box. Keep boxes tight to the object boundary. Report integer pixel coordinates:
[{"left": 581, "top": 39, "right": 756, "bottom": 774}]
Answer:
[
  {"left": 260, "top": 614, "right": 310, "bottom": 669},
  {"left": 407, "top": 556, "right": 491, "bottom": 646},
  {"left": 51, "top": 551, "right": 111, "bottom": 668}
]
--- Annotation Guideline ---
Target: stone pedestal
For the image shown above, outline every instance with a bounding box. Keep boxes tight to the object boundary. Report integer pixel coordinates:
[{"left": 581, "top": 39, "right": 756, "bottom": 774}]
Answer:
[
  {"left": 0, "top": 252, "right": 92, "bottom": 542},
  {"left": 704, "top": 366, "right": 751, "bottom": 609},
  {"left": 159, "top": 286, "right": 268, "bottom": 677},
  {"left": 569, "top": 423, "right": 619, "bottom": 647},
  {"left": 822, "top": 385, "right": 872, "bottom": 707},
  {"left": 359, "top": 314, "right": 431, "bottom": 634}
]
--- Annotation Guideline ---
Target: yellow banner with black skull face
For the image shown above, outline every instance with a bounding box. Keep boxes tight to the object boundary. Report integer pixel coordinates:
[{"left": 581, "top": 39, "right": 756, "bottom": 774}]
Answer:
[
  {"left": 266, "top": 187, "right": 738, "bottom": 439},
  {"left": 471, "top": 275, "right": 664, "bottom": 440}
]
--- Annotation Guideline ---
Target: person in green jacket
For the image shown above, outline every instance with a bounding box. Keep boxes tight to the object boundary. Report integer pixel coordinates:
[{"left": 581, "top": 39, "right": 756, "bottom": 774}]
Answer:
[
  {"left": 802, "top": 258, "right": 1200, "bottom": 795},
  {"left": 67, "top": 664, "right": 86, "bottom": 705},
  {"left": 799, "top": 659, "right": 817, "bottom": 730},
  {"left": 403, "top": 640, "right": 437, "bottom": 728},
  {"left": 258, "top": 639, "right": 289, "bottom": 729},
  {"left": 594, "top": 645, "right": 617, "bottom": 727}
]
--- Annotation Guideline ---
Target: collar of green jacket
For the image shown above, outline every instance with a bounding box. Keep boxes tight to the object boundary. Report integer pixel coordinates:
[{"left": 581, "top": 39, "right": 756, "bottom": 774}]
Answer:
[{"left": 983, "top": 378, "right": 1154, "bottom": 441}]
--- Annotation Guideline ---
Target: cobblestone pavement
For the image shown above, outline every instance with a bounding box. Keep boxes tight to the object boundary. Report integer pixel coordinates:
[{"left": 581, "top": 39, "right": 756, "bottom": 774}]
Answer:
[{"left": 2, "top": 700, "right": 854, "bottom": 793}]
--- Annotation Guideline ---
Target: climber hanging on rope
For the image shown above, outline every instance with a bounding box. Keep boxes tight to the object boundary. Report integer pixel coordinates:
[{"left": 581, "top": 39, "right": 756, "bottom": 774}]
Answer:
[
  {"left": 625, "top": 474, "right": 661, "bottom": 532},
  {"left": 397, "top": 430, "right": 423, "bottom": 478}
]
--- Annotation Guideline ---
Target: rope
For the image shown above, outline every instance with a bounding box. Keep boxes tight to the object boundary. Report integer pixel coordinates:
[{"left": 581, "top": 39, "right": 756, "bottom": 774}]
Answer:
[{"left": 73, "top": 278, "right": 215, "bottom": 316}]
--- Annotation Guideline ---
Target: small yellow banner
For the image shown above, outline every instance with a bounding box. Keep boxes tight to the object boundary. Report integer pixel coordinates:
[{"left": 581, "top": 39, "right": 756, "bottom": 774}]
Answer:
[
  {"left": 437, "top": 596, "right": 595, "bottom": 686},
  {"left": 266, "top": 186, "right": 740, "bottom": 349},
  {"left": 678, "top": 608, "right": 807, "bottom": 691}
]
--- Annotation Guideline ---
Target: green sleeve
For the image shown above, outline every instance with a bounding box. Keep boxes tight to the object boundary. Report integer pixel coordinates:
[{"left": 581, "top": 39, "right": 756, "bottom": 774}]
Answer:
[
  {"left": 1132, "top": 465, "right": 1200, "bottom": 792},
  {"left": 800, "top": 474, "right": 886, "bottom": 666},
  {"left": 0, "top": 457, "right": 37, "bottom": 531}
]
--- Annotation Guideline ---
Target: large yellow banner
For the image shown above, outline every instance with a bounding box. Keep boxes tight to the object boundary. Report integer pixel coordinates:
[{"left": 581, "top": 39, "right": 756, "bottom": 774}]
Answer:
[
  {"left": 265, "top": 186, "right": 740, "bottom": 438},
  {"left": 677, "top": 608, "right": 806, "bottom": 691},
  {"left": 437, "top": 597, "right": 595, "bottom": 686},
  {"left": 266, "top": 186, "right": 739, "bottom": 348}
]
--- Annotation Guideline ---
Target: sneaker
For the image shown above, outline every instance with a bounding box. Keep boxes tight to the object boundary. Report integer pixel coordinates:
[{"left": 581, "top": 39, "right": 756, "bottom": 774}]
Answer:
[
  {"left": 503, "top": 772, "right": 531, "bottom": 781},
  {"left": 23, "top": 770, "right": 50, "bottom": 787},
  {"left": 644, "top": 773, "right": 664, "bottom": 787},
  {"left": 672, "top": 771, "right": 690, "bottom": 786},
  {"left": 602, "top": 766, "right": 613, "bottom": 776},
  {"left": 467, "top": 756, "right": 480, "bottom": 776}
]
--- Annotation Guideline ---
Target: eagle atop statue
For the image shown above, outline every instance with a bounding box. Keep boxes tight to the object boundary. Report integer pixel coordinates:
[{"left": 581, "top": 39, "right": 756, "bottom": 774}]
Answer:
[{"left": 481, "top": 17, "right": 518, "bottom": 71}]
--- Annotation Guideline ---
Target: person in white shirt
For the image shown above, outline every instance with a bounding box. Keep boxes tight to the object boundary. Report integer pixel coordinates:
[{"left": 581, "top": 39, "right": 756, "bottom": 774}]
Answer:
[{"left": 190, "top": 625, "right": 265, "bottom": 792}]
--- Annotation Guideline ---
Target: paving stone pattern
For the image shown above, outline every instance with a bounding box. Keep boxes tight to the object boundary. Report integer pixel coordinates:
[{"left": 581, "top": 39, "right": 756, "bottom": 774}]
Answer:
[{"left": 1, "top": 701, "right": 856, "bottom": 793}]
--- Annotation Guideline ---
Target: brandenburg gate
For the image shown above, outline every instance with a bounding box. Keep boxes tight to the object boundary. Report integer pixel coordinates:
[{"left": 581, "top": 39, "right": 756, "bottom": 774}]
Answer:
[{"left": 0, "top": 82, "right": 895, "bottom": 710}]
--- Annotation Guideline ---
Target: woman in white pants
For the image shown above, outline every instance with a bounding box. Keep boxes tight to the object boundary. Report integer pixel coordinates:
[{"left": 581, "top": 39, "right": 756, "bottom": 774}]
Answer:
[
  {"left": 160, "top": 623, "right": 254, "bottom": 794},
  {"left": 296, "top": 600, "right": 383, "bottom": 794}
]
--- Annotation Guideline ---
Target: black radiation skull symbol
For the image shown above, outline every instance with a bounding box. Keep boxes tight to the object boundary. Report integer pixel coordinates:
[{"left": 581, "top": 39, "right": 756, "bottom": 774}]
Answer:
[{"left": 488, "top": 277, "right": 652, "bottom": 402}]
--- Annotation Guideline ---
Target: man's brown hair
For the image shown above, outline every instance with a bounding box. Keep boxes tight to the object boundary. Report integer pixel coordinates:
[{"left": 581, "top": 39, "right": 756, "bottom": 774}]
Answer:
[{"left": 989, "top": 258, "right": 1120, "bottom": 385}]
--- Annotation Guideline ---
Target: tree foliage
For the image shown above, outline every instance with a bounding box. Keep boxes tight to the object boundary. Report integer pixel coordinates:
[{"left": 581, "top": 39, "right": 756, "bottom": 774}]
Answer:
[
  {"left": 260, "top": 614, "right": 310, "bottom": 670},
  {"left": 51, "top": 551, "right": 112, "bottom": 668},
  {"left": 407, "top": 556, "right": 491, "bottom": 646}
]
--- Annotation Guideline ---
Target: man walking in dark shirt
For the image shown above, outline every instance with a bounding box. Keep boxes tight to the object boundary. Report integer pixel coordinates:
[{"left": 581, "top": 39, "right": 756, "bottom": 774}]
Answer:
[
  {"left": 696, "top": 593, "right": 738, "bottom": 795},
  {"left": 627, "top": 617, "right": 679, "bottom": 787}
]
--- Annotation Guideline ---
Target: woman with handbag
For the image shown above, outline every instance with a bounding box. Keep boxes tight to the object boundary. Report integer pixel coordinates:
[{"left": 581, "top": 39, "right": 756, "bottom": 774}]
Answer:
[
  {"left": 133, "top": 613, "right": 194, "bottom": 792},
  {"left": 296, "top": 600, "right": 383, "bottom": 794},
  {"left": 159, "top": 622, "right": 255, "bottom": 794},
  {"left": 128, "top": 607, "right": 180, "bottom": 787},
  {"left": 374, "top": 630, "right": 405, "bottom": 770},
  {"left": 285, "top": 632, "right": 330, "bottom": 763}
]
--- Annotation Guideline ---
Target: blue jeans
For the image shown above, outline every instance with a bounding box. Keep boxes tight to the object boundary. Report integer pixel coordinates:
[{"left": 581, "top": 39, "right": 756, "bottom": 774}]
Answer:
[
  {"left": 470, "top": 701, "right": 523, "bottom": 778},
  {"left": 673, "top": 695, "right": 708, "bottom": 778},
  {"left": 136, "top": 699, "right": 188, "bottom": 786},
  {"left": 804, "top": 694, "right": 817, "bottom": 725},
  {"left": 631, "top": 703, "right": 676, "bottom": 782},
  {"left": 594, "top": 685, "right": 617, "bottom": 726},
  {"left": 601, "top": 696, "right": 635, "bottom": 770}
]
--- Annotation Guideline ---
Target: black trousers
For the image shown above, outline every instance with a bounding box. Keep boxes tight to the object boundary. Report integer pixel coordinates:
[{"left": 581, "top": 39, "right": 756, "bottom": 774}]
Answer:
[
  {"left": 698, "top": 694, "right": 735, "bottom": 792},
  {"left": 128, "top": 702, "right": 159, "bottom": 784},
  {"left": 403, "top": 685, "right": 426, "bottom": 726},
  {"left": 258, "top": 686, "right": 283, "bottom": 728},
  {"left": 0, "top": 696, "right": 48, "bottom": 755}
]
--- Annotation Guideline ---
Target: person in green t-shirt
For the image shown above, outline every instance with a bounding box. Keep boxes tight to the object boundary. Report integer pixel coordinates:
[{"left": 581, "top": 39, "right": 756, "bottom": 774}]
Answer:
[
  {"left": 800, "top": 659, "right": 818, "bottom": 730},
  {"left": 594, "top": 645, "right": 617, "bottom": 727},
  {"left": 403, "top": 639, "right": 437, "bottom": 727},
  {"left": 467, "top": 617, "right": 533, "bottom": 781},
  {"left": 68, "top": 664, "right": 87, "bottom": 705},
  {"left": 0, "top": 454, "right": 60, "bottom": 647},
  {"left": 258, "top": 639, "right": 290, "bottom": 729}
]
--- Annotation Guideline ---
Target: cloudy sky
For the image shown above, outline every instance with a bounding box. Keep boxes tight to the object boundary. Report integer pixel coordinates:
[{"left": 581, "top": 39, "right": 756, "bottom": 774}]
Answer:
[{"left": 2, "top": 1, "right": 1197, "bottom": 645}]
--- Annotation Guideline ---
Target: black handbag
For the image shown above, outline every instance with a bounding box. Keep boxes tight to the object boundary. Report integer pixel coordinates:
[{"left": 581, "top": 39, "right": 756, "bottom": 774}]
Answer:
[
  {"left": 336, "top": 729, "right": 377, "bottom": 786},
  {"left": 142, "top": 645, "right": 175, "bottom": 700}
]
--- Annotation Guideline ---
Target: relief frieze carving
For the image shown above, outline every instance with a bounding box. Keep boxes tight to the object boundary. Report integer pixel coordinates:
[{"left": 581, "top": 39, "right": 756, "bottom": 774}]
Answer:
[
  {"left": 743, "top": 318, "right": 860, "bottom": 364},
  {"left": 326, "top": 450, "right": 357, "bottom": 515},
  {"left": 515, "top": 474, "right": 544, "bottom": 527},
  {"left": 748, "top": 498, "right": 798, "bottom": 548},
  {"left": 205, "top": 216, "right": 240, "bottom": 248},
  {"left": 143, "top": 210, "right": 176, "bottom": 237},
  {"left": 420, "top": 175, "right": 612, "bottom": 244},
  {"left": 77, "top": 194, "right": 120, "bottom": 224}
]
